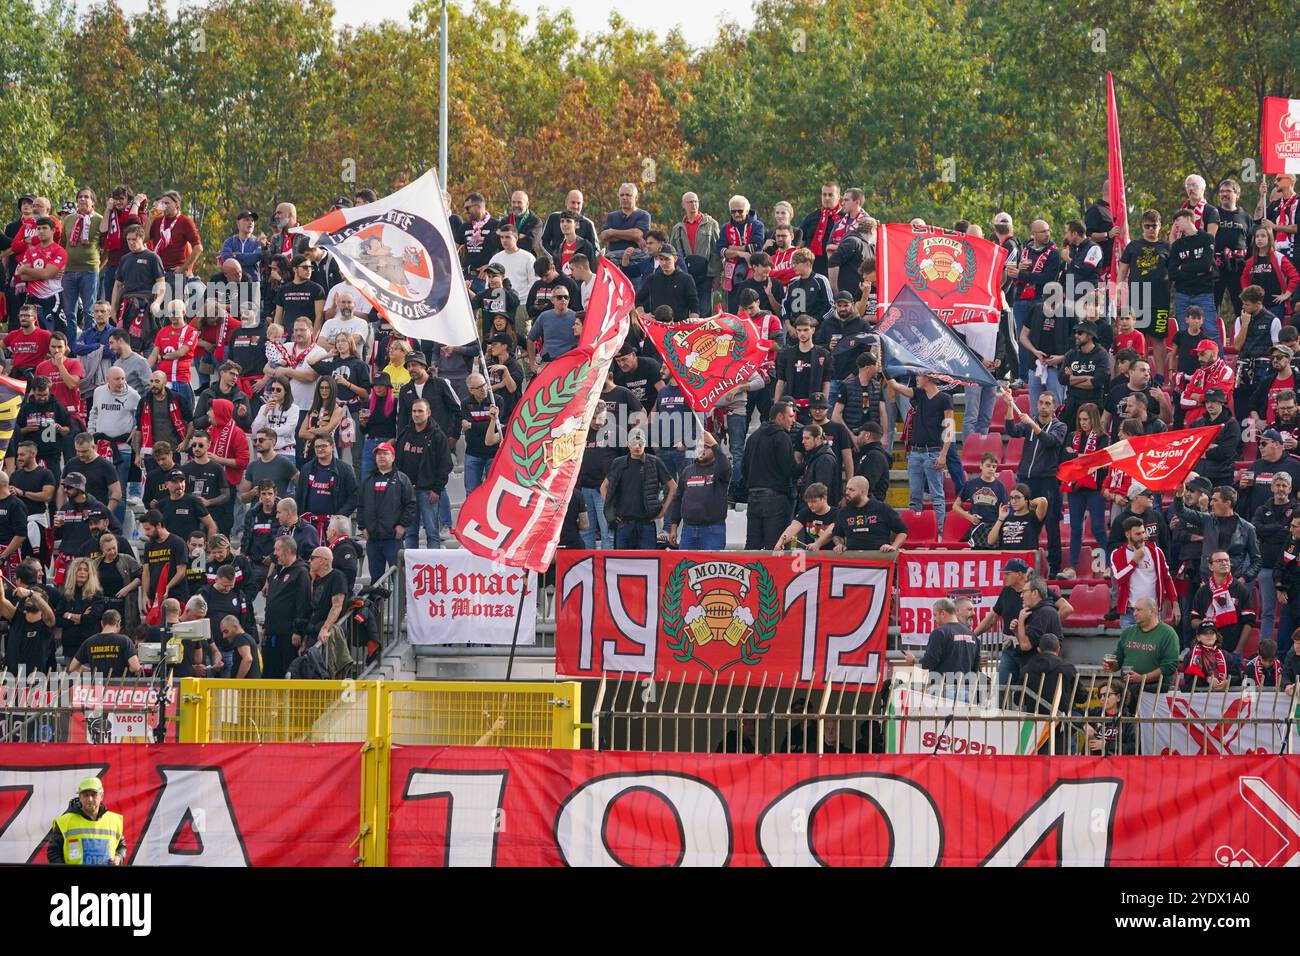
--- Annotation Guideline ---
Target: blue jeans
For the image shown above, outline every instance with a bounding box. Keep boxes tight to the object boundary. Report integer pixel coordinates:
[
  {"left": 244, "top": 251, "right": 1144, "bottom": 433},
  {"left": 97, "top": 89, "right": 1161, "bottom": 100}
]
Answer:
[
  {"left": 998, "top": 649, "right": 1023, "bottom": 688},
  {"left": 61, "top": 271, "right": 96, "bottom": 333},
  {"left": 679, "top": 522, "right": 726, "bottom": 551},
  {"left": 946, "top": 445, "right": 964, "bottom": 494},
  {"left": 726, "top": 414, "right": 748, "bottom": 489},
  {"left": 657, "top": 449, "right": 686, "bottom": 483},
  {"left": 962, "top": 381, "right": 998, "bottom": 439},
  {"left": 907, "top": 448, "right": 945, "bottom": 534},
  {"left": 464, "top": 453, "right": 493, "bottom": 495},
  {"left": 366, "top": 537, "right": 401, "bottom": 582},
  {"left": 99, "top": 265, "right": 116, "bottom": 302},
  {"left": 614, "top": 519, "right": 657, "bottom": 550},
  {"left": 886, "top": 394, "right": 910, "bottom": 451},
  {"left": 1027, "top": 366, "right": 1065, "bottom": 414},
  {"left": 113, "top": 454, "right": 131, "bottom": 525},
  {"left": 1257, "top": 568, "right": 1278, "bottom": 645},
  {"left": 1012, "top": 300, "right": 1036, "bottom": 381},
  {"left": 1277, "top": 600, "right": 1297, "bottom": 661},
  {"left": 360, "top": 437, "right": 380, "bottom": 484},
  {"left": 172, "top": 381, "right": 193, "bottom": 404},
  {"left": 1119, "top": 611, "right": 1136, "bottom": 631},
  {"left": 1067, "top": 488, "right": 1106, "bottom": 567},
  {"left": 404, "top": 492, "right": 441, "bottom": 550},
  {"left": 581, "top": 487, "right": 610, "bottom": 549},
  {"left": 1173, "top": 291, "right": 1222, "bottom": 349}
]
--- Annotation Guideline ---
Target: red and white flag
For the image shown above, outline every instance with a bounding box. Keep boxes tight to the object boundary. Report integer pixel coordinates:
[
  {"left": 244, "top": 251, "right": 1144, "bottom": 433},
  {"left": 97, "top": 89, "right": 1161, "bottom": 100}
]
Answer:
[
  {"left": 641, "top": 313, "right": 775, "bottom": 412},
  {"left": 1262, "top": 97, "right": 1300, "bottom": 175},
  {"left": 295, "top": 169, "right": 478, "bottom": 345},
  {"left": 453, "top": 258, "right": 634, "bottom": 572},
  {"left": 1107, "top": 72, "right": 1130, "bottom": 267},
  {"left": 876, "top": 224, "right": 1008, "bottom": 327},
  {"left": 1056, "top": 424, "right": 1221, "bottom": 492}
]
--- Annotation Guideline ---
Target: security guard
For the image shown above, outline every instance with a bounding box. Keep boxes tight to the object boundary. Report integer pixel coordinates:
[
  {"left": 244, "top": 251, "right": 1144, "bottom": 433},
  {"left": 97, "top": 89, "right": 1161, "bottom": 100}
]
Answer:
[{"left": 46, "top": 776, "right": 127, "bottom": 865}]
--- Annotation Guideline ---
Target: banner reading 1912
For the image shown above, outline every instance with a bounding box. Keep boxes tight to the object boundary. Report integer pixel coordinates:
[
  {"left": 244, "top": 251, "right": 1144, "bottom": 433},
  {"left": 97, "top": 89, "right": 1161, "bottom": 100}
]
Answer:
[{"left": 556, "top": 551, "right": 893, "bottom": 688}]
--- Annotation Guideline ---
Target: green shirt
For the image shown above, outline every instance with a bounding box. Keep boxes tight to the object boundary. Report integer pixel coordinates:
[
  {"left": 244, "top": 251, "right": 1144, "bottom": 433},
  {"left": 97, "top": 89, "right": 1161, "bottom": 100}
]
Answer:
[
  {"left": 61, "top": 213, "right": 103, "bottom": 272},
  {"left": 1115, "top": 622, "right": 1180, "bottom": 678}
]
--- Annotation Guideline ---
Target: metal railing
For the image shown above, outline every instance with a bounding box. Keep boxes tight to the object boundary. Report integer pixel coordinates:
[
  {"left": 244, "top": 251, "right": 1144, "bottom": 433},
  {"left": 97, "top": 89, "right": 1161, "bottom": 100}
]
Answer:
[
  {"left": 592, "top": 669, "right": 1300, "bottom": 756},
  {"left": 177, "top": 677, "right": 581, "bottom": 748},
  {"left": 0, "top": 676, "right": 176, "bottom": 743}
]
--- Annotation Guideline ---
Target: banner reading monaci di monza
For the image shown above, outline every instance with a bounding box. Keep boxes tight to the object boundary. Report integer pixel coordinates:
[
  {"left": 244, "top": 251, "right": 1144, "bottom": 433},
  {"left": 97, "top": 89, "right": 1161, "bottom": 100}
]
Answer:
[
  {"left": 555, "top": 551, "right": 893, "bottom": 688},
  {"left": 404, "top": 549, "right": 536, "bottom": 646},
  {"left": 387, "top": 748, "right": 1300, "bottom": 867}
]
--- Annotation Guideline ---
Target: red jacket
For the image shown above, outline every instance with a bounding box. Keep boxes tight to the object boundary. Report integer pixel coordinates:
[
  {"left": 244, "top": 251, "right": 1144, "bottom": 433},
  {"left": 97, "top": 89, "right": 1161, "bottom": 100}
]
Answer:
[
  {"left": 1179, "top": 357, "right": 1235, "bottom": 425},
  {"left": 1110, "top": 542, "right": 1177, "bottom": 615}
]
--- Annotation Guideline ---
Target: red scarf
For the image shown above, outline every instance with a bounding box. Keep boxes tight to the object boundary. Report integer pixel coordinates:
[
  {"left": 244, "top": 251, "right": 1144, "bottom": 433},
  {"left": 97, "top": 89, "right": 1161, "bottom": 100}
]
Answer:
[
  {"left": 69, "top": 214, "right": 92, "bottom": 246},
  {"left": 1248, "top": 655, "right": 1281, "bottom": 685},
  {"left": 1181, "top": 197, "right": 1209, "bottom": 231},
  {"left": 1274, "top": 194, "right": 1298, "bottom": 249},
  {"left": 769, "top": 246, "right": 798, "bottom": 284},
  {"left": 1184, "top": 643, "right": 1227, "bottom": 683},
  {"left": 722, "top": 220, "right": 754, "bottom": 291},
  {"left": 139, "top": 393, "right": 187, "bottom": 449},
  {"left": 809, "top": 208, "right": 836, "bottom": 257},
  {"left": 104, "top": 208, "right": 124, "bottom": 252},
  {"left": 1017, "top": 242, "right": 1057, "bottom": 300},
  {"left": 1207, "top": 575, "right": 1239, "bottom": 627},
  {"left": 1063, "top": 429, "right": 1102, "bottom": 491},
  {"left": 209, "top": 420, "right": 237, "bottom": 462}
]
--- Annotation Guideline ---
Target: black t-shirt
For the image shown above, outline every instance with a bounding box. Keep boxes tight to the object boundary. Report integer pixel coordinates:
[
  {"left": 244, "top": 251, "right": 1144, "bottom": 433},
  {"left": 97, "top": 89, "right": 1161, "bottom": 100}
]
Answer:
[
  {"left": 462, "top": 398, "right": 497, "bottom": 458},
  {"left": 998, "top": 510, "right": 1042, "bottom": 548},
  {"left": 4, "top": 612, "right": 54, "bottom": 673},
  {"left": 776, "top": 345, "right": 831, "bottom": 401},
  {"left": 307, "top": 568, "right": 347, "bottom": 636},
  {"left": 143, "top": 532, "right": 190, "bottom": 601},
  {"left": 244, "top": 455, "right": 298, "bottom": 498},
  {"left": 143, "top": 462, "right": 176, "bottom": 510},
  {"left": 97, "top": 559, "right": 126, "bottom": 599},
  {"left": 116, "top": 249, "right": 166, "bottom": 297},
  {"left": 1215, "top": 208, "right": 1254, "bottom": 264},
  {"left": 159, "top": 493, "right": 210, "bottom": 541},
  {"left": 0, "top": 494, "right": 27, "bottom": 548},
  {"left": 312, "top": 356, "right": 371, "bottom": 408},
  {"left": 181, "top": 460, "right": 229, "bottom": 505},
  {"left": 73, "top": 631, "right": 136, "bottom": 676},
  {"left": 794, "top": 505, "right": 838, "bottom": 546},
  {"left": 275, "top": 281, "right": 325, "bottom": 324},
  {"left": 909, "top": 388, "right": 953, "bottom": 446},
  {"left": 1105, "top": 383, "right": 1161, "bottom": 434},
  {"left": 578, "top": 428, "right": 617, "bottom": 489},
  {"left": 597, "top": 386, "right": 643, "bottom": 448},
  {"left": 834, "top": 501, "right": 907, "bottom": 550},
  {"left": 613, "top": 358, "right": 663, "bottom": 413},
  {"left": 613, "top": 457, "right": 648, "bottom": 518},
  {"left": 991, "top": 585, "right": 1023, "bottom": 637},
  {"left": 12, "top": 465, "right": 55, "bottom": 509},
  {"left": 1063, "top": 346, "right": 1109, "bottom": 402},
  {"left": 813, "top": 419, "right": 853, "bottom": 461},
  {"left": 16, "top": 399, "right": 71, "bottom": 472},
  {"left": 456, "top": 216, "right": 501, "bottom": 271},
  {"left": 959, "top": 477, "right": 1008, "bottom": 525},
  {"left": 1083, "top": 202, "right": 1115, "bottom": 270},
  {"left": 1172, "top": 328, "right": 1210, "bottom": 375},
  {"left": 230, "top": 631, "right": 262, "bottom": 678},
  {"left": 1119, "top": 238, "right": 1170, "bottom": 286},
  {"left": 228, "top": 321, "right": 268, "bottom": 378},
  {"left": 64, "top": 457, "right": 118, "bottom": 506}
]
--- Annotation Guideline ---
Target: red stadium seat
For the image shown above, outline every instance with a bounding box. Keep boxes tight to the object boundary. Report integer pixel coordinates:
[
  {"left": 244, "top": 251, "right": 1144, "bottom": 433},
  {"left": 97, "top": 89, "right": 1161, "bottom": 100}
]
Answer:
[
  {"left": 997, "top": 469, "right": 1017, "bottom": 494},
  {"left": 1002, "top": 436, "right": 1024, "bottom": 465},
  {"left": 961, "top": 433, "right": 1000, "bottom": 469},
  {"left": 989, "top": 396, "right": 1008, "bottom": 433},
  {"left": 940, "top": 513, "right": 973, "bottom": 549},
  {"left": 1014, "top": 393, "right": 1031, "bottom": 418},
  {"left": 900, "top": 509, "right": 938, "bottom": 548},
  {"left": 1239, "top": 441, "right": 1258, "bottom": 464},
  {"left": 1064, "top": 583, "right": 1110, "bottom": 629}
]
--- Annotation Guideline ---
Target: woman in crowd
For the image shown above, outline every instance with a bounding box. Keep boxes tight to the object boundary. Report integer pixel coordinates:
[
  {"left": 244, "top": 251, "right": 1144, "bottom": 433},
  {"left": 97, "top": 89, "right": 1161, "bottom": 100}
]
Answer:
[
  {"left": 359, "top": 372, "right": 399, "bottom": 483},
  {"left": 59, "top": 558, "right": 106, "bottom": 665},
  {"left": 251, "top": 381, "right": 301, "bottom": 461},
  {"left": 989, "top": 483, "right": 1049, "bottom": 550},
  {"left": 1083, "top": 679, "right": 1137, "bottom": 756},
  {"left": 298, "top": 376, "right": 345, "bottom": 464},
  {"left": 92, "top": 532, "right": 142, "bottom": 632},
  {"left": 1060, "top": 402, "right": 1108, "bottom": 577}
]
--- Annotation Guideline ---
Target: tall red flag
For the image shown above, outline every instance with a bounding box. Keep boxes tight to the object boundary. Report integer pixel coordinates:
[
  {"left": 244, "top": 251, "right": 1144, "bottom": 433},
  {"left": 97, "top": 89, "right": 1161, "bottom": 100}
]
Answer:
[
  {"left": 1057, "top": 425, "right": 1220, "bottom": 492},
  {"left": 1107, "top": 72, "right": 1130, "bottom": 273},
  {"left": 641, "top": 313, "right": 774, "bottom": 412},
  {"left": 453, "top": 259, "right": 634, "bottom": 572},
  {"left": 1261, "top": 96, "right": 1300, "bottom": 175},
  {"left": 876, "top": 224, "right": 1008, "bottom": 328}
]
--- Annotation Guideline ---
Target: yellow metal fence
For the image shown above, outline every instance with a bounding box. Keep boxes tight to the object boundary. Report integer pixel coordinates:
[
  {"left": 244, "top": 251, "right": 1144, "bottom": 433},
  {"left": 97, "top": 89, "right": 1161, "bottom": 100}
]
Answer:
[{"left": 176, "top": 678, "right": 582, "bottom": 865}]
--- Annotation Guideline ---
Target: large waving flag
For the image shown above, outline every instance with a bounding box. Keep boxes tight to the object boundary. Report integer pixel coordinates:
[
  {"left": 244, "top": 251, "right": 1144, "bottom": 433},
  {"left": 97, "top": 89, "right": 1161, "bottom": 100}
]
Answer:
[
  {"left": 641, "top": 313, "right": 774, "bottom": 412},
  {"left": 454, "top": 258, "right": 634, "bottom": 572},
  {"left": 1262, "top": 96, "right": 1300, "bottom": 175},
  {"left": 295, "top": 169, "right": 478, "bottom": 345},
  {"left": 0, "top": 373, "right": 27, "bottom": 460},
  {"left": 1107, "top": 72, "right": 1130, "bottom": 269},
  {"left": 876, "top": 223, "right": 1009, "bottom": 328},
  {"left": 876, "top": 286, "right": 996, "bottom": 389},
  {"left": 1057, "top": 424, "right": 1220, "bottom": 492}
]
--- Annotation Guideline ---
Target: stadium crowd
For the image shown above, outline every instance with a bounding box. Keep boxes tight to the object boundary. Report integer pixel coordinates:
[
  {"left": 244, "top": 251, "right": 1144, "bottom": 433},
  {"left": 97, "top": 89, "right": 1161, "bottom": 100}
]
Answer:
[{"left": 0, "top": 176, "right": 1299, "bottom": 699}]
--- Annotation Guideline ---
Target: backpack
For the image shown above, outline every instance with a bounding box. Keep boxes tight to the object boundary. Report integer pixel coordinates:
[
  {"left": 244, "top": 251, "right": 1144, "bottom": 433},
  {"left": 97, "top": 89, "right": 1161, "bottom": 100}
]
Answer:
[{"left": 287, "top": 644, "right": 329, "bottom": 680}]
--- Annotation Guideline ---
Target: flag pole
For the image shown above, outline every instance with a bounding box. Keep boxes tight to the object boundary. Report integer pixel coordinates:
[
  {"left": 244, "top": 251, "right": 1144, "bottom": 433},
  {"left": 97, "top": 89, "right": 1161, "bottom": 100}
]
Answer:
[
  {"left": 438, "top": 0, "right": 449, "bottom": 187},
  {"left": 504, "top": 572, "right": 529, "bottom": 681}
]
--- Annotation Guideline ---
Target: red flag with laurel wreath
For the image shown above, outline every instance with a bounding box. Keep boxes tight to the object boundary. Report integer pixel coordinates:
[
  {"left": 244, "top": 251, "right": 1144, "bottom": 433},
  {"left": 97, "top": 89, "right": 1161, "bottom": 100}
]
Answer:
[
  {"left": 641, "top": 313, "right": 774, "bottom": 413},
  {"left": 876, "top": 223, "right": 1008, "bottom": 327},
  {"left": 453, "top": 259, "right": 635, "bottom": 572},
  {"left": 1056, "top": 424, "right": 1221, "bottom": 492}
]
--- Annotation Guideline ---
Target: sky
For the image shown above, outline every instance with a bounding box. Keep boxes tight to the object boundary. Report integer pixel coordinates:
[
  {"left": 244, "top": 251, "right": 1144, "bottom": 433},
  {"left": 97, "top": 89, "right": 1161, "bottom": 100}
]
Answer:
[{"left": 76, "top": 0, "right": 754, "bottom": 46}]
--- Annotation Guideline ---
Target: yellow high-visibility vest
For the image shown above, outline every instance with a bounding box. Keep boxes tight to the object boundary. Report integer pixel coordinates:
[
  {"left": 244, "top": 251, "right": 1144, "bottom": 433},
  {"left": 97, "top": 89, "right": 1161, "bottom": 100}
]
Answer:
[{"left": 53, "top": 809, "right": 124, "bottom": 865}]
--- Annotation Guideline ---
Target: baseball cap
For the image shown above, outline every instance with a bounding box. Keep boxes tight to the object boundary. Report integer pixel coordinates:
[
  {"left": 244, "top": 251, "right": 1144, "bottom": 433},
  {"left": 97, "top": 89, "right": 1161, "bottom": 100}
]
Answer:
[
  {"left": 78, "top": 777, "right": 104, "bottom": 794},
  {"left": 1194, "top": 339, "right": 1219, "bottom": 354},
  {"left": 1273, "top": 344, "right": 1295, "bottom": 358},
  {"left": 834, "top": 291, "right": 856, "bottom": 303},
  {"left": 17, "top": 194, "right": 35, "bottom": 206},
  {"left": 236, "top": 210, "right": 258, "bottom": 221},
  {"left": 1186, "top": 476, "right": 1213, "bottom": 493},
  {"left": 616, "top": 341, "right": 637, "bottom": 357},
  {"left": 809, "top": 392, "right": 829, "bottom": 408},
  {"left": 87, "top": 507, "right": 111, "bottom": 522},
  {"left": 483, "top": 262, "right": 506, "bottom": 276},
  {"left": 375, "top": 441, "right": 396, "bottom": 456},
  {"left": 487, "top": 333, "right": 514, "bottom": 348},
  {"left": 1196, "top": 620, "right": 1219, "bottom": 633},
  {"left": 1203, "top": 387, "right": 1228, "bottom": 404},
  {"left": 1261, "top": 428, "right": 1285, "bottom": 443},
  {"left": 655, "top": 243, "right": 677, "bottom": 259},
  {"left": 993, "top": 212, "right": 1013, "bottom": 227},
  {"left": 166, "top": 468, "right": 186, "bottom": 481},
  {"left": 1001, "top": 558, "right": 1030, "bottom": 574},
  {"left": 60, "top": 473, "right": 86, "bottom": 491}
]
